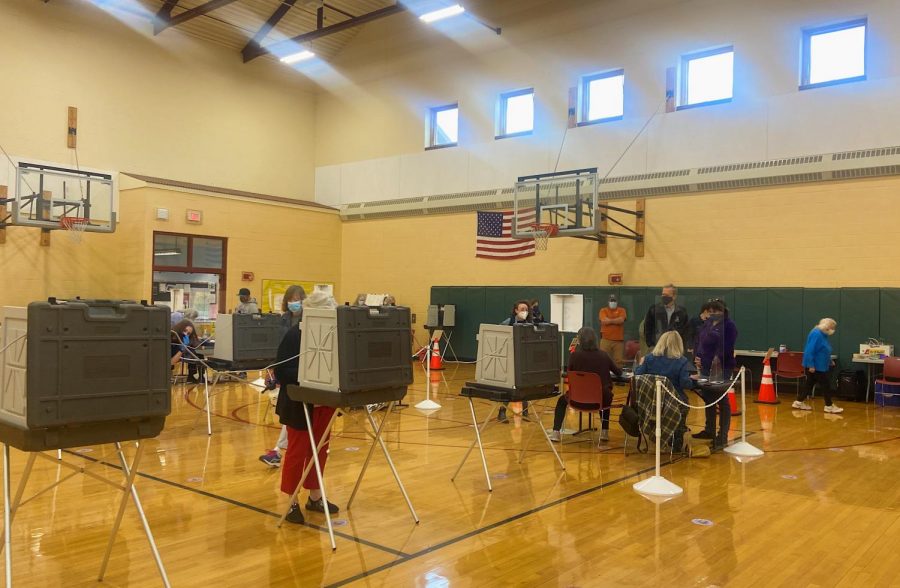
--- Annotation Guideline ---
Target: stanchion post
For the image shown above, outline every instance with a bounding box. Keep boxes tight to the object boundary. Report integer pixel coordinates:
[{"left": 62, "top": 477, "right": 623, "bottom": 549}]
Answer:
[
  {"left": 633, "top": 378, "right": 683, "bottom": 500},
  {"left": 725, "top": 367, "right": 764, "bottom": 460}
]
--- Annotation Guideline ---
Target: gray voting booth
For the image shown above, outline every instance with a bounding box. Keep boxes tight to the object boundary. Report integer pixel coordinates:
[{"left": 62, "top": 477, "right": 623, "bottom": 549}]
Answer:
[
  {"left": 282, "top": 305, "right": 418, "bottom": 551},
  {"left": 0, "top": 299, "right": 171, "bottom": 586}
]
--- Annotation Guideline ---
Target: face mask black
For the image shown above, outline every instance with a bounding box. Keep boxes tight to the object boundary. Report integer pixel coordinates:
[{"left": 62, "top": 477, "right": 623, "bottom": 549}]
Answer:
[{"left": 661, "top": 295, "right": 673, "bottom": 305}]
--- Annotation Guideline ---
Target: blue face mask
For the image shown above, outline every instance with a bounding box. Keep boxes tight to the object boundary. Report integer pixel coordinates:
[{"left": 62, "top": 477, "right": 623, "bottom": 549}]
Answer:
[{"left": 287, "top": 301, "right": 303, "bottom": 313}]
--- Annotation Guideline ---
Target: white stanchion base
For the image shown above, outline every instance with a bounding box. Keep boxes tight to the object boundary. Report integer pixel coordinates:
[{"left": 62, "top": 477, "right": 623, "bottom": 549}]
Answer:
[
  {"left": 724, "top": 441, "right": 764, "bottom": 461},
  {"left": 633, "top": 475, "right": 683, "bottom": 500},
  {"left": 415, "top": 399, "right": 442, "bottom": 410}
]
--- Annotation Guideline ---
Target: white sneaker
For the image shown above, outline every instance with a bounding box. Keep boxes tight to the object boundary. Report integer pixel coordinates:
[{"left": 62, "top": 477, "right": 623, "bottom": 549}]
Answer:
[
  {"left": 599, "top": 429, "right": 610, "bottom": 442},
  {"left": 824, "top": 404, "right": 844, "bottom": 414},
  {"left": 548, "top": 430, "right": 561, "bottom": 442},
  {"left": 792, "top": 401, "right": 812, "bottom": 411}
]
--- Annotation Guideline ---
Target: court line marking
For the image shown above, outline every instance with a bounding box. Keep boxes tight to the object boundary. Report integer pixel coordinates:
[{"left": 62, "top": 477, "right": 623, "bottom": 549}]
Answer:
[{"left": 58, "top": 449, "right": 412, "bottom": 558}]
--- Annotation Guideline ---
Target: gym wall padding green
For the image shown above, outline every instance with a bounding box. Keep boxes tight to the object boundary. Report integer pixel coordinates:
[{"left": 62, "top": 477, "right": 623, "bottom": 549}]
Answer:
[{"left": 430, "top": 286, "right": 896, "bottom": 365}]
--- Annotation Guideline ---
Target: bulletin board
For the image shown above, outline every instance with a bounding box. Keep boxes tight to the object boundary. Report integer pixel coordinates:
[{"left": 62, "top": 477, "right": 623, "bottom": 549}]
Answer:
[{"left": 261, "top": 279, "right": 335, "bottom": 313}]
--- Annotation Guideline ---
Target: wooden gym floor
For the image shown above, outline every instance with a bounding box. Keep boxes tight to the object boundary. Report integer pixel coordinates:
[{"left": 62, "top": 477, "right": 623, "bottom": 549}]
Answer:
[{"left": 3, "top": 363, "right": 899, "bottom": 587}]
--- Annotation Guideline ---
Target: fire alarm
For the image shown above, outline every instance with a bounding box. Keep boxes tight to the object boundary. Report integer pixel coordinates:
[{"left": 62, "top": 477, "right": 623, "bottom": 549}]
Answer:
[
  {"left": 241, "top": 272, "right": 254, "bottom": 282},
  {"left": 186, "top": 209, "right": 203, "bottom": 224},
  {"left": 608, "top": 273, "right": 623, "bottom": 285}
]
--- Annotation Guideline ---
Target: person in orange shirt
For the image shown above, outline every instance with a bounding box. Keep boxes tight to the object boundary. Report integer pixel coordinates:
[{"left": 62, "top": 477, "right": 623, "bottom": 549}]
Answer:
[{"left": 599, "top": 294, "right": 627, "bottom": 367}]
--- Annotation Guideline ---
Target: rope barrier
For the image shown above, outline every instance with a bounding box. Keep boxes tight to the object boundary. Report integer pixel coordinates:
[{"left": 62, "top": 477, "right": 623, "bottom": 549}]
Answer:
[{"left": 651, "top": 367, "right": 744, "bottom": 410}]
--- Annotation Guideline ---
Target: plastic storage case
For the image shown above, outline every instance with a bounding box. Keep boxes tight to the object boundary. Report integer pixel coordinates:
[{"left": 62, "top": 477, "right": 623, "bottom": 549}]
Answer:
[
  {"left": 214, "top": 313, "right": 283, "bottom": 363},
  {"left": 475, "top": 323, "right": 560, "bottom": 391},
  {"left": 290, "top": 305, "right": 413, "bottom": 407},
  {"left": 0, "top": 299, "right": 171, "bottom": 451}
]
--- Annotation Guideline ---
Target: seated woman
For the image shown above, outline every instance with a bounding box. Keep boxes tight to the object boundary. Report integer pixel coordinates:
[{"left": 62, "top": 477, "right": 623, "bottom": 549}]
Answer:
[
  {"left": 276, "top": 292, "right": 340, "bottom": 524},
  {"left": 171, "top": 319, "right": 204, "bottom": 382},
  {"left": 634, "top": 331, "right": 694, "bottom": 452},
  {"left": 550, "top": 327, "right": 621, "bottom": 443},
  {"left": 693, "top": 299, "right": 738, "bottom": 447}
]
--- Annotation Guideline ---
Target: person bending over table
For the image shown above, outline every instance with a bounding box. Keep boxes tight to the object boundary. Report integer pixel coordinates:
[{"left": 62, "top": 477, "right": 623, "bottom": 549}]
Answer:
[
  {"left": 171, "top": 319, "right": 205, "bottom": 382},
  {"left": 550, "top": 327, "right": 621, "bottom": 443},
  {"left": 692, "top": 299, "right": 738, "bottom": 447},
  {"left": 634, "top": 331, "right": 694, "bottom": 452}
]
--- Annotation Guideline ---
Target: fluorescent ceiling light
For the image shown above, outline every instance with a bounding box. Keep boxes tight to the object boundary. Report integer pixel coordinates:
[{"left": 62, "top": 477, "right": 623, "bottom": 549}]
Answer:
[
  {"left": 420, "top": 4, "right": 465, "bottom": 23},
  {"left": 154, "top": 250, "right": 182, "bottom": 256},
  {"left": 280, "top": 50, "right": 316, "bottom": 64}
]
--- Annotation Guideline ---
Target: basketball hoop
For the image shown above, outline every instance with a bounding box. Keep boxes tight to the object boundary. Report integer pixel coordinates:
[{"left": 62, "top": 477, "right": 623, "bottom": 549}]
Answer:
[
  {"left": 529, "top": 223, "right": 559, "bottom": 251},
  {"left": 59, "top": 216, "right": 89, "bottom": 244}
]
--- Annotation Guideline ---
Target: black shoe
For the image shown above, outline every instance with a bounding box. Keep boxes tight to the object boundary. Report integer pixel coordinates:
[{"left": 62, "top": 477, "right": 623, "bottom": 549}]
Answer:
[
  {"left": 522, "top": 408, "right": 529, "bottom": 417},
  {"left": 692, "top": 430, "right": 715, "bottom": 440},
  {"left": 285, "top": 503, "right": 305, "bottom": 524},
  {"left": 497, "top": 407, "right": 508, "bottom": 423},
  {"left": 306, "top": 497, "right": 340, "bottom": 514}
]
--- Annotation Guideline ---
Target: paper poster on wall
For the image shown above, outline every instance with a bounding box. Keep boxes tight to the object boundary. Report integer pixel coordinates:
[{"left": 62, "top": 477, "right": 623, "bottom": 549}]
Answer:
[
  {"left": 261, "top": 279, "right": 336, "bottom": 313},
  {"left": 550, "top": 293, "right": 584, "bottom": 333}
]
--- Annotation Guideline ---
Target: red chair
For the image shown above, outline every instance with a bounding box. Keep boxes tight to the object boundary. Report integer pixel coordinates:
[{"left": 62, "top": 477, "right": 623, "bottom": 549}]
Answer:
[
  {"left": 874, "top": 357, "right": 900, "bottom": 407},
  {"left": 775, "top": 351, "right": 806, "bottom": 396},
  {"left": 624, "top": 340, "right": 640, "bottom": 367},
  {"left": 567, "top": 371, "right": 611, "bottom": 446}
]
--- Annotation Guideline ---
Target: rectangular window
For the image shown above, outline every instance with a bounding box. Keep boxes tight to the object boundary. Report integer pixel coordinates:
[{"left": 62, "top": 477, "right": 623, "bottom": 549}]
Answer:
[
  {"left": 497, "top": 88, "right": 534, "bottom": 138},
  {"left": 153, "top": 234, "right": 188, "bottom": 267},
  {"left": 680, "top": 46, "right": 734, "bottom": 109},
  {"left": 427, "top": 103, "right": 458, "bottom": 149},
  {"left": 580, "top": 69, "right": 625, "bottom": 124},
  {"left": 801, "top": 19, "right": 867, "bottom": 89}
]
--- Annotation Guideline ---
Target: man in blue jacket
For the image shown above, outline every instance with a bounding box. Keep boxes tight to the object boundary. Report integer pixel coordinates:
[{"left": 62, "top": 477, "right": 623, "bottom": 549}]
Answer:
[{"left": 795, "top": 318, "right": 843, "bottom": 413}]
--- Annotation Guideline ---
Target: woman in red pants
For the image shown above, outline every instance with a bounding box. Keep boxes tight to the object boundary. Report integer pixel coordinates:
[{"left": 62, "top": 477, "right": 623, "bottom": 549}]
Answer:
[{"left": 274, "top": 293, "right": 340, "bottom": 524}]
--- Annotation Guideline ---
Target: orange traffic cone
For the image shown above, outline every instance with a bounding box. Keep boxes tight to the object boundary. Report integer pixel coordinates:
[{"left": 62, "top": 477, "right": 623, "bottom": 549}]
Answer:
[
  {"left": 755, "top": 358, "right": 779, "bottom": 404},
  {"left": 728, "top": 386, "right": 741, "bottom": 416},
  {"left": 429, "top": 338, "right": 444, "bottom": 371}
]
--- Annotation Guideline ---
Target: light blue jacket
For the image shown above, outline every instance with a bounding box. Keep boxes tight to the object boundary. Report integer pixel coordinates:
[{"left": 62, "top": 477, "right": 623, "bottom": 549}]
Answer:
[{"left": 802, "top": 327, "right": 832, "bottom": 372}]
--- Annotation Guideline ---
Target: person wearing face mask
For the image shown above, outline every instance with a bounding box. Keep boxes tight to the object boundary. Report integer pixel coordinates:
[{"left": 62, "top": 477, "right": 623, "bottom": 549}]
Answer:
[
  {"left": 797, "top": 318, "right": 843, "bottom": 413},
  {"left": 692, "top": 300, "right": 738, "bottom": 446},
  {"left": 260, "top": 285, "right": 308, "bottom": 468},
  {"left": 643, "top": 284, "right": 690, "bottom": 349},
  {"left": 687, "top": 302, "right": 713, "bottom": 360},
  {"left": 236, "top": 288, "right": 260, "bottom": 314},
  {"left": 171, "top": 319, "right": 205, "bottom": 382},
  {"left": 498, "top": 300, "right": 534, "bottom": 421},
  {"left": 599, "top": 294, "right": 627, "bottom": 367}
]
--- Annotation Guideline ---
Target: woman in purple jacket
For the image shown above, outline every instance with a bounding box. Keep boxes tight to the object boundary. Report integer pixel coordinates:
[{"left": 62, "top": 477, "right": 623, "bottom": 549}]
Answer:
[{"left": 693, "top": 300, "right": 738, "bottom": 447}]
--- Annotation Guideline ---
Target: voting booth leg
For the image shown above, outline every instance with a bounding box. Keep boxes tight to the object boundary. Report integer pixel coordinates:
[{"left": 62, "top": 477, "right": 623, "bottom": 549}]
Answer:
[
  {"left": 114, "top": 443, "right": 171, "bottom": 587},
  {"left": 277, "top": 410, "right": 340, "bottom": 528},
  {"left": 3, "top": 445, "right": 11, "bottom": 588},
  {"left": 303, "top": 403, "right": 336, "bottom": 551},
  {"left": 346, "top": 403, "right": 419, "bottom": 523},
  {"left": 451, "top": 398, "right": 495, "bottom": 492},
  {"left": 98, "top": 441, "right": 146, "bottom": 581}
]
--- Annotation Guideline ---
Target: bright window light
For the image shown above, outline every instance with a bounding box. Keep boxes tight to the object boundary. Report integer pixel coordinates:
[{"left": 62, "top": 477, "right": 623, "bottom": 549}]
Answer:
[
  {"left": 280, "top": 50, "right": 315, "bottom": 64},
  {"left": 682, "top": 48, "right": 734, "bottom": 107},
  {"left": 583, "top": 70, "right": 624, "bottom": 123},
  {"left": 420, "top": 4, "right": 465, "bottom": 24},
  {"left": 804, "top": 21, "right": 866, "bottom": 87},
  {"left": 429, "top": 104, "right": 458, "bottom": 148},
  {"left": 498, "top": 89, "right": 534, "bottom": 137}
]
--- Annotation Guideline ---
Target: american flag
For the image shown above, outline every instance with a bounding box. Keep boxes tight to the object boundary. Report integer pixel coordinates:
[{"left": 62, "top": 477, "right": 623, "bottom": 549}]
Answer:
[{"left": 476, "top": 209, "right": 536, "bottom": 260}]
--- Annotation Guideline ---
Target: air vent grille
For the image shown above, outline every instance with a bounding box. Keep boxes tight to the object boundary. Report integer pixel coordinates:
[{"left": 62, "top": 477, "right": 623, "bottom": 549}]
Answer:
[
  {"left": 600, "top": 169, "right": 691, "bottom": 183},
  {"left": 697, "top": 156, "right": 823, "bottom": 174},
  {"left": 832, "top": 146, "right": 900, "bottom": 160}
]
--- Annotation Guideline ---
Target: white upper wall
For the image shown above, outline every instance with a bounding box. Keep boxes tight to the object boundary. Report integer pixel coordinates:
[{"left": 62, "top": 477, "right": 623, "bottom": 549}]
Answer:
[
  {"left": 312, "top": 0, "right": 900, "bottom": 206},
  {"left": 0, "top": 0, "right": 317, "bottom": 199}
]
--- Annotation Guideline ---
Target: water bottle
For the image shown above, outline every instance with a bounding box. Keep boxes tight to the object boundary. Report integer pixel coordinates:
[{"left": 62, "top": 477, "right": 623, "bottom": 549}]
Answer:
[{"left": 779, "top": 344, "right": 787, "bottom": 353}]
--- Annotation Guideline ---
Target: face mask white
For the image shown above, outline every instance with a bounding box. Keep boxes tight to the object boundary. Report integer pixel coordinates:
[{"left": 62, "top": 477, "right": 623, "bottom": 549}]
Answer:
[
  {"left": 609, "top": 302, "right": 618, "bottom": 309},
  {"left": 516, "top": 311, "right": 529, "bottom": 321}
]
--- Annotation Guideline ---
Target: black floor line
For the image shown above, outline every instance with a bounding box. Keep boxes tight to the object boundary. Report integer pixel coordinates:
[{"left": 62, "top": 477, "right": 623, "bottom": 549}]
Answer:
[
  {"left": 323, "top": 460, "right": 667, "bottom": 588},
  {"left": 58, "top": 449, "right": 411, "bottom": 558}
]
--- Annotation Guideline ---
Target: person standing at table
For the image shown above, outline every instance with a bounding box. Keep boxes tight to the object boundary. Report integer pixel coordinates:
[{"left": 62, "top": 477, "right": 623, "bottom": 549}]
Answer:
[
  {"left": 498, "top": 300, "right": 535, "bottom": 422},
  {"left": 796, "top": 318, "right": 843, "bottom": 414},
  {"left": 599, "top": 294, "right": 627, "bottom": 367},
  {"left": 236, "top": 288, "right": 260, "bottom": 314},
  {"left": 643, "top": 284, "right": 690, "bottom": 349},
  {"left": 693, "top": 300, "right": 738, "bottom": 447}
]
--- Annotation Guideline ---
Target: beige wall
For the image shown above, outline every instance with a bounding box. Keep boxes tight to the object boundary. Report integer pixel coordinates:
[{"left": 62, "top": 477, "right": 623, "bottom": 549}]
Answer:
[
  {"left": 0, "top": 0, "right": 316, "bottom": 199},
  {"left": 340, "top": 177, "right": 900, "bottom": 329},
  {"left": 0, "top": 185, "right": 341, "bottom": 309}
]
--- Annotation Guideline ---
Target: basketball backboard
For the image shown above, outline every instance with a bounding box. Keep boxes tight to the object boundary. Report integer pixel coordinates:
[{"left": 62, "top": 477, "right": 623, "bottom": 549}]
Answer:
[
  {"left": 511, "top": 168, "right": 599, "bottom": 239},
  {"left": 7, "top": 161, "right": 116, "bottom": 233}
]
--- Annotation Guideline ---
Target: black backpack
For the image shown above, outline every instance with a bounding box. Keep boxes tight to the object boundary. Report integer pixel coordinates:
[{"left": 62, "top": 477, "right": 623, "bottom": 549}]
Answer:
[{"left": 619, "top": 404, "right": 646, "bottom": 452}]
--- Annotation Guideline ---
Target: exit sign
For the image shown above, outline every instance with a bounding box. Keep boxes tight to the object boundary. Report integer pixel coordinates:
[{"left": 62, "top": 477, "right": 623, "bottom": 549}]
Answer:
[
  {"left": 608, "top": 273, "right": 623, "bottom": 285},
  {"left": 186, "top": 209, "right": 203, "bottom": 223}
]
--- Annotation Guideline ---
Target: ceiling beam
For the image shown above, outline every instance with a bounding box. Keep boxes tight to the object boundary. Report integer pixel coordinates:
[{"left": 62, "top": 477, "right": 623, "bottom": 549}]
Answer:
[
  {"left": 243, "top": 3, "right": 405, "bottom": 63},
  {"left": 240, "top": 0, "right": 299, "bottom": 63},
  {"left": 156, "top": 0, "right": 240, "bottom": 34}
]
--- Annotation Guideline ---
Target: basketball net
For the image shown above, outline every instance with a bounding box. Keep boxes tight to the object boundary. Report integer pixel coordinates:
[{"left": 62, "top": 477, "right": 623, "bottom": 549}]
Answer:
[
  {"left": 60, "top": 217, "right": 89, "bottom": 244},
  {"left": 530, "top": 223, "right": 558, "bottom": 251}
]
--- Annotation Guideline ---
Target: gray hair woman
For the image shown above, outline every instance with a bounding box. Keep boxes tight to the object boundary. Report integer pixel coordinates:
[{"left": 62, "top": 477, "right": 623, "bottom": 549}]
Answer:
[{"left": 796, "top": 318, "right": 842, "bottom": 413}]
